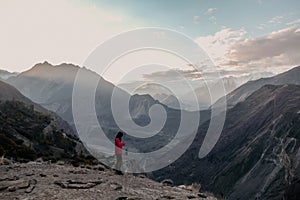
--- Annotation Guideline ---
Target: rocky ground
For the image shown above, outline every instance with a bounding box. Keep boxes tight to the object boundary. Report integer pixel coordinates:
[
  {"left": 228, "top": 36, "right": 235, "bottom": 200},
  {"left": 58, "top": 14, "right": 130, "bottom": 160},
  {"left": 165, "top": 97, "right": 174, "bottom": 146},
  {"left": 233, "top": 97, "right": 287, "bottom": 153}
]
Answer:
[{"left": 0, "top": 161, "right": 218, "bottom": 200}]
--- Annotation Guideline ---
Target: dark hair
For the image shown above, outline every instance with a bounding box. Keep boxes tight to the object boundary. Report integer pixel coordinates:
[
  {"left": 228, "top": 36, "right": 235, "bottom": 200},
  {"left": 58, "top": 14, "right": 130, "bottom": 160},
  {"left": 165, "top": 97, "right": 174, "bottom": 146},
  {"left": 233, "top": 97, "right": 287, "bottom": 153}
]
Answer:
[{"left": 115, "top": 132, "right": 123, "bottom": 140}]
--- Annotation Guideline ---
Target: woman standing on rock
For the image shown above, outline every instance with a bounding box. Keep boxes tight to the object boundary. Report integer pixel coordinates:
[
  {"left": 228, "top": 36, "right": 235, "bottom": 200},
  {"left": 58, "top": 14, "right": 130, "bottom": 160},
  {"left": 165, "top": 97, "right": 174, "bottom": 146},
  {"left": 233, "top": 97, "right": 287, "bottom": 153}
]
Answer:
[{"left": 115, "top": 132, "right": 126, "bottom": 174}]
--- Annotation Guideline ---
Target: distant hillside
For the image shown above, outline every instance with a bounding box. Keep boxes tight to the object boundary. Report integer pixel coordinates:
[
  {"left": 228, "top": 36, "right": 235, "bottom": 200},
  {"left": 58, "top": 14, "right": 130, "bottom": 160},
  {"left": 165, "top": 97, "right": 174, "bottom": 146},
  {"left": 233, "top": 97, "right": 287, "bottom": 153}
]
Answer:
[
  {"left": 183, "top": 78, "right": 238, "bottom": 110},
  {"left": 0, "top": 69, "right": 18, "bottom": 80},
  {"left": 153, "top": 84, "right": 300, "bottom": 200},
  {"left": 7, "top": 61, "right": 127, "bottom": 125},
  {"left": 214, "top": 66, "right": 300, "bottom": 109},
  {"left": 0, "top": 79, "right": 38, "bottom": 106}
]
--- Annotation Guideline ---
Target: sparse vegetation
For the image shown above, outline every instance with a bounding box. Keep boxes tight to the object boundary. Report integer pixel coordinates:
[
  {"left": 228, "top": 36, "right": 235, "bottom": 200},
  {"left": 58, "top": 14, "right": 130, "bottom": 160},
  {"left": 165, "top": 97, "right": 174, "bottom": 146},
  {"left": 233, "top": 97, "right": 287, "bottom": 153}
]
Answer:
[{"left": 0, "top": 100, "right": 93, "bottom": 164}]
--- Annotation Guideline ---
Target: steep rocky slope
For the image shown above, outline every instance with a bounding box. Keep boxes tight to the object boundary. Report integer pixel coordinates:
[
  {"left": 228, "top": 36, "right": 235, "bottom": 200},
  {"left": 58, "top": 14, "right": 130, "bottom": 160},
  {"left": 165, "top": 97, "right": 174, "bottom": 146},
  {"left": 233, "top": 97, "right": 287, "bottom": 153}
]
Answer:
[
  {"left": 153, "top": 84, "right": 300, "bottom": 200},
  {"left": 0, "top": 80, "right": 89, "bottom": 162},
  {"left": 0, "top": 80, "right": 74, "bottom": 136}
]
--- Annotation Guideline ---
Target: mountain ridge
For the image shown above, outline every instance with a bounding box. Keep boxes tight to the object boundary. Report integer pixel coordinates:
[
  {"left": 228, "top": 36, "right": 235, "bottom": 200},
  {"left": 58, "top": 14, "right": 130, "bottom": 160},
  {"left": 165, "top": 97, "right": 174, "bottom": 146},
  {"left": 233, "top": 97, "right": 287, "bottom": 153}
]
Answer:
[{"left": 214, "top": 65, "right": 300, "bottom": 109}]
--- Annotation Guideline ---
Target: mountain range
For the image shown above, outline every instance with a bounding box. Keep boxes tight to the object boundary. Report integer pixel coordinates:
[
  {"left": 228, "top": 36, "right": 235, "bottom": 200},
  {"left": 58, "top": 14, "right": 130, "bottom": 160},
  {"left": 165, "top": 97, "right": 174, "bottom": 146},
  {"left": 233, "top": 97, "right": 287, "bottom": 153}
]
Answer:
[
  {"left": 6, "top": 62, "right": 210, "bottom": 159},
  {"left": 122, "top": 77, "right": 239, "bottom": 111},
  {"left": 1, "top": 62, "right": 299, "bottom": 199}
]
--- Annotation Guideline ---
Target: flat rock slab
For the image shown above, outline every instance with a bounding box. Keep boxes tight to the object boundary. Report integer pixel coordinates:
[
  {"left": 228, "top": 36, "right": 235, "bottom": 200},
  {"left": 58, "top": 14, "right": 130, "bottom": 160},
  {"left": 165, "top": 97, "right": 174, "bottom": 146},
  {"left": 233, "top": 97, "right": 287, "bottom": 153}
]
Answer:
[
  {"left": 0, "top": 179, "right": 30, "bottom": 191},
  {"left": 54, "top": 180, "right": 102, "bottom": 189}
]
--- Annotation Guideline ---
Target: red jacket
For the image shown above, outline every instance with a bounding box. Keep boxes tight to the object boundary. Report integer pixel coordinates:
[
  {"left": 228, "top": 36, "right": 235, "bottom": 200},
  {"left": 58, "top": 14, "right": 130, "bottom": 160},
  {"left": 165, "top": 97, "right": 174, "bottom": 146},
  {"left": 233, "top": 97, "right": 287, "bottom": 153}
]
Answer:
[{"left": 115, "top": 138, "right": 125, "bottom": 155}]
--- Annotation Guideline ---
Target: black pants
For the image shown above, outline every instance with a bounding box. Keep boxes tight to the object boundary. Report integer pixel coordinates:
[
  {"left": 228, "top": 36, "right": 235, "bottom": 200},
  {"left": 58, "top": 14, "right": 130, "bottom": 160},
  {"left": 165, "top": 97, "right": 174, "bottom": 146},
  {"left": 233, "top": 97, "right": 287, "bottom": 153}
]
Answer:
[{"left": 115, "top": 154, "right": 123, "bottom": 171}]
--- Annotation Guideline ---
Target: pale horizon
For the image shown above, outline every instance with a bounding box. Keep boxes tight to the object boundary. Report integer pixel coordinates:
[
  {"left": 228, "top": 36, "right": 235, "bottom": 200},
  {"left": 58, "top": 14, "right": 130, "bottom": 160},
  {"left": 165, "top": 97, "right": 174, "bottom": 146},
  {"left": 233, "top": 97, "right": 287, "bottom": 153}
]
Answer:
[{"left": 1, "top": 0, "right": 299, "bottom": 87}]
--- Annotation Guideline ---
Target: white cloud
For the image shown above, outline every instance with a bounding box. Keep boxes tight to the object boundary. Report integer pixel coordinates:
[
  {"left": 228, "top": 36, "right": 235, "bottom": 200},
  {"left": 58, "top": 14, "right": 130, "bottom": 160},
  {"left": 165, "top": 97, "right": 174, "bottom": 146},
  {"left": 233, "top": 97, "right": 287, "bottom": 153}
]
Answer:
[
  {"left": 209, "top": 16, "right": 217, "bottom": 24},
  {"left": 257, "top": 23, "right": 266, "bottom": 30},
  {"left": 196, "top": 26, "right": 300, "bottom": 76},
  {"left": 287, "top": 18, "right": 300, "bottom": 26},
  {"left": 226, "top": 26, "right": 300, "bottom": 69},
  {"left": 268, "top": 15, "right": 284, "bottom": 24},
  {"left": 143, "top": 68, "right": 203, "bottom": 82},
  {"left": 0, "top": 0, "right": 142, "bottom": 72},
  {"left": 204, "top": 8, "right": 217, "bottom": 15},
  {"left": 195, "top": 28, "right": 247, "bottom": 66},
  {"left": 204, "top": 8, "right": 217, "bottom": 24},
  {"left": 257, "top": 15, "right": 293, "bottom": 30}
]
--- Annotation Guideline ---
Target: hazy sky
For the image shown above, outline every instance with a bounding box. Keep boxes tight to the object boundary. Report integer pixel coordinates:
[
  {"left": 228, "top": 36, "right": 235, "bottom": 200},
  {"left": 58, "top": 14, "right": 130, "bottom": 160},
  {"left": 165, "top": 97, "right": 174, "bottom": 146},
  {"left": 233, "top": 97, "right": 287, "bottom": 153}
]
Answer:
[{"left": 0, "top": 0, "right": 299, "bottom": 85}]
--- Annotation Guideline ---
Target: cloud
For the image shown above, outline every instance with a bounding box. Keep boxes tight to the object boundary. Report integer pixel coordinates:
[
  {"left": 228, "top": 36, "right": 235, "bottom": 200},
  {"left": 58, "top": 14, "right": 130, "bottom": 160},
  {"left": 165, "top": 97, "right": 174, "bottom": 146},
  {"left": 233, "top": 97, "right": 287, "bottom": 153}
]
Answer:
[
  {"left": 143, "top": 68, "right": 202, "bottom": 82},
  {"left": 287, "top": 18, "right": 300, "bottom": 26},
  {"left": 226, "top": 26, "right": 300, "bottom": 68},
  {"left": 118, "top": 67, "right": 210, "bottom": 97},
  {"left": 141, "top": 65, "right": 246, "bottom": 82},
  {"left": 257, "top": 14, "right": 289, "bottom": 30},
  {"left": 196, "top": 26, "right": 299, "bottom": 76},
  {"left": 204, "top": 8, "right": 217, "bottom": 24},
  {"left": 257, "top": 15, "right": 293, "bottom": 30},
  {"left": 119, "top": 65, "right": 275, "bottom": 97},
  {"left": 209, "top": 16, "right": 217, "bottom": 24},
  {"left": 268, "top": 15, "right": 284, "bottom": 24},
  {"left": 204, "top": 8, "right": 217, "bottom": 15},
  {"left": 257, "top": 23, "right": 266, "bottom": 30},
  {"left": 195, "top": 28, "right": 247, "bottom": 65}
]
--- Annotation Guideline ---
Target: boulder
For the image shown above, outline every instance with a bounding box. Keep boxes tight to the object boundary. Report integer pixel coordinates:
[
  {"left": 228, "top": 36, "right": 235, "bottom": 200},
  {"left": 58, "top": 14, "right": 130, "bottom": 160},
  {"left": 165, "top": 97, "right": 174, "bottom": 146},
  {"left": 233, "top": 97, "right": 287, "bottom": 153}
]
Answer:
[
  {"left": 8, "top": 186, "right": 16, "bottom": 192},
  {"left": 187, "top": 194, "right": 197, "bottom": 199},
  {"left": 198, "top": 193, "right": 207, "bottom": 198},
  {"left": 161, "top": 179, "right": 174, "bottom": 186},
  {"left": 92, "top": 164, "right": 106, "bottom": 171},
  {"left": 25, "top": 185, "right": 35, "bottom": 193},
  {"left": 116, "top": 197, "right": 128, "bottom": 200}
]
